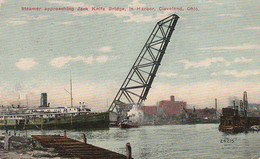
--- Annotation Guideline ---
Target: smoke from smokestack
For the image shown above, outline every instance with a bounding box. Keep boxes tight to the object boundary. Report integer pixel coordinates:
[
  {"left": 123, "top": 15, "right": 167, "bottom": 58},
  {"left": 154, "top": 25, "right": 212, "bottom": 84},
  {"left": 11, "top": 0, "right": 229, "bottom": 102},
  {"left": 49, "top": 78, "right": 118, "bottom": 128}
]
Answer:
[
  {"left": 127, "top": 105, "right": 144, "bottom": 124},
  {"left": 228, "top": 96, "right": 240, "bottom": 106}
]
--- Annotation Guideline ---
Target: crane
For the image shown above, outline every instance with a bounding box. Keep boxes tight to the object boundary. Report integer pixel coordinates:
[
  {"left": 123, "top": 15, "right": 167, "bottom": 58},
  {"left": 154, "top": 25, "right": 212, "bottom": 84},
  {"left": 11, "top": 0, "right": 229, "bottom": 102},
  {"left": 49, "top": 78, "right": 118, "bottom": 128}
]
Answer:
[{"left": 108, "top": 14, "right": 179, "bottom": 118}]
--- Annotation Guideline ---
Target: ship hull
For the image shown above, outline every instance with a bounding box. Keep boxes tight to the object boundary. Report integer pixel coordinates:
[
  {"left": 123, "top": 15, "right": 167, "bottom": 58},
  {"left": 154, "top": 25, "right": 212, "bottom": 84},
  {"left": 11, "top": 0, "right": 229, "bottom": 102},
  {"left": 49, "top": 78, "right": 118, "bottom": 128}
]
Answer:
[
  {"left": 219, "top": 115, "right": 260, "bottom": 133},
  {"left": 0, "top": 112, "right": 109, "bottom": 130},
  {"left": 119, "top": 123, "right": 139, "bottom": 128}
]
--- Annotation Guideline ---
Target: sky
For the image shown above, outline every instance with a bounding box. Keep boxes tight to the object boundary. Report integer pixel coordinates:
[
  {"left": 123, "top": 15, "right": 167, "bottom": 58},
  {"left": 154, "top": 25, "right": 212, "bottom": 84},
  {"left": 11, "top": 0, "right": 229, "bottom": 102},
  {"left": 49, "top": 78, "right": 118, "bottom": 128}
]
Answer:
[{"left": 0, "top": 0, "right": 259, "bottom": 111}]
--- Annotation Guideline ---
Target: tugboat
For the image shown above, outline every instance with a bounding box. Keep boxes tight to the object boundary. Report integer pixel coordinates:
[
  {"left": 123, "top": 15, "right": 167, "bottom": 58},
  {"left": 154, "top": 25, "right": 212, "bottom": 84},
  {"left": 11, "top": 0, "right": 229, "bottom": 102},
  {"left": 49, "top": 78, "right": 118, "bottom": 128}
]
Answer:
[
  {"left": 119, "top": 118, "right": 139, "bottom": 129},
  {"left": 118, "top": 104, "right": 142, "bottom": 129}
]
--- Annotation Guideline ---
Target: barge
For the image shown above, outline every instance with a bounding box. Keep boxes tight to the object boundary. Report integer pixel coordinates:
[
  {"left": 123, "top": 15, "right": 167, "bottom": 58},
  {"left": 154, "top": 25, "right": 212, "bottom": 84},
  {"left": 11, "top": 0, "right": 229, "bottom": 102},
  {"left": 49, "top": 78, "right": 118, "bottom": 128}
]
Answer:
[
  {"left": 218, "top": 91, "right": 260, "bottom": 133},
  {"left": 218, "top": 107, "right": 260, "bottom": 133}
]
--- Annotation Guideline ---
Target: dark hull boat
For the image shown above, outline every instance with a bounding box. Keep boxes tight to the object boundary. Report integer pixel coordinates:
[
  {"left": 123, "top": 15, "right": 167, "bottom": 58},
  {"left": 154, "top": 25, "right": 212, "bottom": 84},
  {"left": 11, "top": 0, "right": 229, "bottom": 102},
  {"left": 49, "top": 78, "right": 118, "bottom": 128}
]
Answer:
[
  {"left": 119, "top": 123, "right": 139, "bottom": 129},
  {"left": 218, "top": 108, "right": 260, "bottom": 133},
  {"left": 219, "top": 92, "right": 260, "bottom": 133}
]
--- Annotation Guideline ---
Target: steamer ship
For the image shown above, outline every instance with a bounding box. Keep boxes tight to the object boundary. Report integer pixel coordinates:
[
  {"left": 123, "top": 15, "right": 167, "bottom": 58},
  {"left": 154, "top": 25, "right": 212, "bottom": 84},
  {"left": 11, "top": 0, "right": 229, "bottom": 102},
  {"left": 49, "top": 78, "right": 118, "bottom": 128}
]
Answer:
[{"left": 0, "top": 94, "right": 109, "bottom": 130}]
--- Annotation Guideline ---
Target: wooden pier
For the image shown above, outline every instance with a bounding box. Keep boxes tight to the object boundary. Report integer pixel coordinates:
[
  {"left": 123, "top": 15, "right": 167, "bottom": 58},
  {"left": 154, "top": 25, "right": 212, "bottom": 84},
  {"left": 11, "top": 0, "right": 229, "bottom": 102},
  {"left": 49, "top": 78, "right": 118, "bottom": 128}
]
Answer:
[{"left": 32, "top": 135, "right": 128, "bottom": 159}]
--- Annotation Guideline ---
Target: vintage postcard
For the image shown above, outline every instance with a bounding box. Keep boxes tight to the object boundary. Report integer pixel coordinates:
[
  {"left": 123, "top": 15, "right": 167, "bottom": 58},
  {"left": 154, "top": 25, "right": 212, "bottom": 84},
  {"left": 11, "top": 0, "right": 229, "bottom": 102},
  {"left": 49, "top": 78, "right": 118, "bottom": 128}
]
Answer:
[{"left": 0, "top": 0, "right": 259, "bottom": 158}]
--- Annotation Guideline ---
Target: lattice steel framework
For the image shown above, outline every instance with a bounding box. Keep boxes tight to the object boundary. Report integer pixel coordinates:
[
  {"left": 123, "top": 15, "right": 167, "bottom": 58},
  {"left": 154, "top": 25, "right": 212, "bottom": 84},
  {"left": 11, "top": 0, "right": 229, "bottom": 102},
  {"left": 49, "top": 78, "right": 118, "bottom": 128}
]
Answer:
[{"left": 108, "top": 14, "right": 179, "bottom": 115}]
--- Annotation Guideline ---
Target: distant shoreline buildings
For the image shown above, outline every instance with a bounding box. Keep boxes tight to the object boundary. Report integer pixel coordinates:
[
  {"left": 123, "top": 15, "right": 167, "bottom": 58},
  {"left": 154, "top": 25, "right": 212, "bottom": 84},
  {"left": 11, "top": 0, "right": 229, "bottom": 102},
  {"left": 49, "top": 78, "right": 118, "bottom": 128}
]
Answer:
[
  {"left": 140, "top": 95, "right": 260, "bottom": 124},
  {"left": 141, "top": 95, "right": 217, "bottom": 123}
]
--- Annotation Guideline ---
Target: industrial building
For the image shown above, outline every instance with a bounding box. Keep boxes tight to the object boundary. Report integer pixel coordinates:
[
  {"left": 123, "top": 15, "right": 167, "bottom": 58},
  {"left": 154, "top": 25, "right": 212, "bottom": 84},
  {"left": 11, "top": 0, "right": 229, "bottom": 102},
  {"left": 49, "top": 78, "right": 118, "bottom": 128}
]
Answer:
[
  {"left": 141, "top": 95, "right": 217, "bottom": 124},
  {"left": 141, "top": 96, "right": 186, "bottom": 117},
  {"left": 159, "top": 96, "right": 187, "bottom": 116}
]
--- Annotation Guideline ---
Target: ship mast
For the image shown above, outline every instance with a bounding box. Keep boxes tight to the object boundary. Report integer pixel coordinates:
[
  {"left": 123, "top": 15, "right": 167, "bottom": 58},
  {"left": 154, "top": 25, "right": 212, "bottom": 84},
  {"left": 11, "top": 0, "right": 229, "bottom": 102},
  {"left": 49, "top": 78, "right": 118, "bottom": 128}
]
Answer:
[
  {"left": 26, "top": 95, "right": 29, "bottom": 107},
  {"left": 65, "top": 70, "right": 73, "bottom": 108},
  {"left": 70, "top": 70, "right": 73, "bottom": 108}
]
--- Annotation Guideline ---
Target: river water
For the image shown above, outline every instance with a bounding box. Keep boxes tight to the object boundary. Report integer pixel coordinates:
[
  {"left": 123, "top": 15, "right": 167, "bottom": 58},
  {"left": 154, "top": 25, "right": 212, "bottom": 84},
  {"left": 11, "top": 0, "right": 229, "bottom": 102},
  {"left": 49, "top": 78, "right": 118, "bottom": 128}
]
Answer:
[{"left": 1, "top": 124, "right": 260, "bottom": 159}]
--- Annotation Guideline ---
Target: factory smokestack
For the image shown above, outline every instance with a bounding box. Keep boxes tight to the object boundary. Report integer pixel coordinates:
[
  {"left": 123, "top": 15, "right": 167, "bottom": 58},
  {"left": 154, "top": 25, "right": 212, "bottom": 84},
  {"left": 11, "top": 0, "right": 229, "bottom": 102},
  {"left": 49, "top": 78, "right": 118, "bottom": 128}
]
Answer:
[{"left": 170, "top": 96, "right": 175, "bottom": 103}]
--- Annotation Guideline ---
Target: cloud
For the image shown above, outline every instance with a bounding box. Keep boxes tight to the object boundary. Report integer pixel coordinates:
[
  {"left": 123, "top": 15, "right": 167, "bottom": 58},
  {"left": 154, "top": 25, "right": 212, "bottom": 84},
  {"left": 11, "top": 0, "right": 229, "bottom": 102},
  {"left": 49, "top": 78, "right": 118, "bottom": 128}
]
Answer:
[
  {"left": 211, "top": 69, "right": 260, "bottom": 77},
  {"left": 234, "top": 57, "right": 252, "bottom": 63},
  {"left": 244, "top": 26, "right": 260, "bottom": 30},
  {"left": 15, "top": 58, "right": 37, "bottom": 70},
  {"left": 180, "top": 74, "right": 191, "bottom": 78},
  {"left": 6, "top": 15, "right": 50, "bottom": 25},
  {"left": 8, "top": 21, "right": 27, "bottom": 25},
  {"left": 158, "top": 72, "right": 178, "bottom": 77},
  {"left": 204, "top": 0, "right": 223, "bottom": 5},
  {"left": 96, "top": 56, "right": 109, "bottom": 63},
  {"left": 179, "top": 57, "right": 253, "bottom": 70},
  {"left": 198, "top": 44, "right": 260, "bottom": 50},
  {"left": 84, "top": 56, "right": 94, "bottom": 64},
  {"left": 97, "top": 46, "right": 113, "bottom": 53},
  {"left": 50, "top": 56, "right": 94, "bottom": 67},
  {"left": 50, "top": 55, "right": 114, "bottom": 67},
  {"left": 128, "top": 0, "right": 146, "bottom": 8},
  {"left": 50, "top": 56, "right": 73, "bottom": 67},
  {"left": 56, "top": 21, "right": 73, "bottom": 25},
  {"left": 179, "top": 57, "right": 230, "bottom": 69},
  {"left": 217, "top": 14, "right": 242, "bottom": 17},
  {"left": 30, "top": 15, "right": 51, "bottom": 20}
]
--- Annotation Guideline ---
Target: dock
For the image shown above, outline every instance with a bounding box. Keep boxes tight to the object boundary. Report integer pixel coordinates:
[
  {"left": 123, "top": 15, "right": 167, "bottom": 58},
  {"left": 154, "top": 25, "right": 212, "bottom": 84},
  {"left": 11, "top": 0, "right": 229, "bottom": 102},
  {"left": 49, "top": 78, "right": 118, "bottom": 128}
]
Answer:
[{"left": 32, "top": 135, "right": 128, "bottom": 159}]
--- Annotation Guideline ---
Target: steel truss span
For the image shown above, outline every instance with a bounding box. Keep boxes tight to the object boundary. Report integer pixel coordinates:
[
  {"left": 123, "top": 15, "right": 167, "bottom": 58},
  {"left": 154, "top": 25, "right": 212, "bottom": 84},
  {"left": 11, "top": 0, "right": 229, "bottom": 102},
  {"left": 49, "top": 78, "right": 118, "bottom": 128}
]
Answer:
[{"left": 108, "top": 14, "right": 179, "bottom": 115}]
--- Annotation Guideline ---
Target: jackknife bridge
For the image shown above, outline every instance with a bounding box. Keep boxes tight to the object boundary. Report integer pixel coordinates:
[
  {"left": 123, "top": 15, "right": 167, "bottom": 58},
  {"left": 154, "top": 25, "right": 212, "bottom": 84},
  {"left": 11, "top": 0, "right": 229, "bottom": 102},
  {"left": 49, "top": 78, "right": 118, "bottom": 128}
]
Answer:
[{"left": 108, "top": 14, "right": 179, "bottom": 117}]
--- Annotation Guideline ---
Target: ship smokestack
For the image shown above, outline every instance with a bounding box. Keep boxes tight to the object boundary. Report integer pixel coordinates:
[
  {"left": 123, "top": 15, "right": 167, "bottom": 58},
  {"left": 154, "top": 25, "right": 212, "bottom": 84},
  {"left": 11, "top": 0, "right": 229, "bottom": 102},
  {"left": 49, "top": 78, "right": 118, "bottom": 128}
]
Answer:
[{"left": 40, "top": 93, "right": 48, "bottom": 107}]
